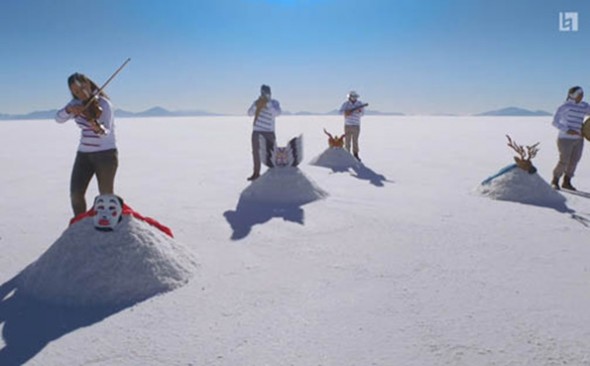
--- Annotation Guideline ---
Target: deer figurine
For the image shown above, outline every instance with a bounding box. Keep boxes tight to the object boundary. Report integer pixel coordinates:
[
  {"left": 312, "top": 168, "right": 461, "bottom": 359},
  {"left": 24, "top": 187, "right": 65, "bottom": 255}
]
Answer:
[
  {"left": 323, "top": 129, "right": 345, "bottom": 148},
  {"left": 506, "top": 135, "right": 539, "bottom": 174}
]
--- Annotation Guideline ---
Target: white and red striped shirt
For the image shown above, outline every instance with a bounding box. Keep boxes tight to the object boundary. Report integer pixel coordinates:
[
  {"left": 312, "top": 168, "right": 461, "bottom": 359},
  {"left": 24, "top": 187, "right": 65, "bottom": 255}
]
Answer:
[
  {"left": 339, "top": 100, "right": 365, "bottom": 126},
  {"left": 55, "top": 96, "right": 116, "bottom": 152},
  {"left": 552, "top": 99, "right": 590, "bottom": 140},
  {"left": 248, "top": 99, "right": 281, "bottom": 132}
]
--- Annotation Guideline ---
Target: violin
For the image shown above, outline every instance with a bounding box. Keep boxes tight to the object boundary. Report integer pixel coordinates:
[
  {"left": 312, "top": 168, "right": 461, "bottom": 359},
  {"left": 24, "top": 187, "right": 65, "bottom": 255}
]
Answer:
[
  {"left": 82, "top": 97, "right": 106, "bottom": 135},
  {"left": 84, "top": 97, "right": 103, "bottom": 120}
]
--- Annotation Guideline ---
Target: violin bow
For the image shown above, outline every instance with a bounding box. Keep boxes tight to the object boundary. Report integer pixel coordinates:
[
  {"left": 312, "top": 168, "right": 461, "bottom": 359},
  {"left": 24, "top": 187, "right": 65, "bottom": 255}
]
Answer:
[
  {"left": 82, "top": 57, "right": 132, "bottom": 111},
  {"left": 78, "top": 58, "right": 131, "bottom": 134}
]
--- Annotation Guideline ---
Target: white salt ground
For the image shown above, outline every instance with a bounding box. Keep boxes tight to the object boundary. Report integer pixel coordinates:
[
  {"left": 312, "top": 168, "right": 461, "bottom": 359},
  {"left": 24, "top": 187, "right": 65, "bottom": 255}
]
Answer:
[{"left": 2, "top": 116, "right": 590, "bottom": 366}]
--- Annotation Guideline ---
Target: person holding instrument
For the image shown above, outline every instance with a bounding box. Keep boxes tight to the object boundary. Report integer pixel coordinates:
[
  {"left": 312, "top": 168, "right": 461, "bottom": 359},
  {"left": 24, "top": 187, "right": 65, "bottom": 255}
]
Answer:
[
  {"left": 246, "top": 84, "right": 281, "bottom": 181},
  {"left": 55, "top": 72, "right": 118, "bottom": 216},
  {"left": 339, "top": 90, "right": 367, "bottom": 161},
  {"left": 550, "top": 86, "right": 590, "bottom": 191}
]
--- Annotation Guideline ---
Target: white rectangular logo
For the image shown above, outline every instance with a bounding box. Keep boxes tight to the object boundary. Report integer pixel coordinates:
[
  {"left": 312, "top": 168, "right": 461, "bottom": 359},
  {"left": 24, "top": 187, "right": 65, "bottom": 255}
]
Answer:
[{"left": 559, "top": 12, "right": 579, "bottom": 32}]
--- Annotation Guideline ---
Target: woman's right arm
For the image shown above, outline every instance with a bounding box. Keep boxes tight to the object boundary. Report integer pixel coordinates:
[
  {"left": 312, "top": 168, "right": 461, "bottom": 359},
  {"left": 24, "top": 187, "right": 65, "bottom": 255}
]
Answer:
[{"left": 55, "top": 101, "right": 75, "bottom": 123}]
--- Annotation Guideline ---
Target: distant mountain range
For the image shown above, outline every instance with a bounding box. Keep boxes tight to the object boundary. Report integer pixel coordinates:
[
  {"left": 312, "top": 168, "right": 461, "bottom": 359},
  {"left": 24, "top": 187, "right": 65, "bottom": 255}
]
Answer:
[
  {"left": 283, "top": 110, "right": 404, "bottom": 116},
  {"left": 114, "top": 107, "right": 223, "bottom": 118},
  {"left": 0, "top": 106, "right": 552, "bottom": 120},
  {"left": 475, "top": 107, "right": 552, "bottom": 116},
  {"left": 0, "top": 107, "right": 223, "bottom": 120},
  {"left": 0, "top": 107, "right": 404, "bottom": 120}
]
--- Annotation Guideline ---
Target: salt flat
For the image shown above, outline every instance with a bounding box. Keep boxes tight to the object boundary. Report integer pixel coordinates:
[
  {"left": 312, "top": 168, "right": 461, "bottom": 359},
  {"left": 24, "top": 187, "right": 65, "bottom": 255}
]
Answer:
[{"left": 1, "top": 115, "right": 589, "bottom": 366}]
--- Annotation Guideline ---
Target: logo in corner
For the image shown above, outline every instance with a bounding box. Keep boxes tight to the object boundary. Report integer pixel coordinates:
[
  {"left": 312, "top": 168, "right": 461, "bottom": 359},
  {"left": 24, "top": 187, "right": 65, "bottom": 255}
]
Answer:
[{"left": 559, "top": 12, "right": 579, "bottom": 32}]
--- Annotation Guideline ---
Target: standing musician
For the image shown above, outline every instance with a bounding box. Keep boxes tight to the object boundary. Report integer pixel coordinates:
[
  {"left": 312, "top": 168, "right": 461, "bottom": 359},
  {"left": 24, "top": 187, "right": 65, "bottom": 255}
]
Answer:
[
  {"left": 55, "top": 73, "right": 118, "bottom": 216},
  {"left": 550, "top": 86, "right": 590, "bottom": 191},
  {"left": 246, "top": 84, "right": 281, "bottom": 181},
  {"left": 339, "top": 90, "right": 366, "bottom": 161}
]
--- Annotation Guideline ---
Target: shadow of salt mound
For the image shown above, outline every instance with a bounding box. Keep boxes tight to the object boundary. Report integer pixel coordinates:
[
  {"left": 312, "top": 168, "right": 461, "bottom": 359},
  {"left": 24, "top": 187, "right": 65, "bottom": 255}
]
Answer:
[
  {"left": 477, "top": 165, "right": 567, "bottom": 212},
  {"left": 0, "top": 215, "right": 198, "bottom": 366},
  {"left": 223, "top": 167, "right": 327, "bottom": 240},
  {"left": 310, "top": 148, "right": 391, "bottom": 187},
  {"left": 19, "top": 215, "right": 197, "bottom": 307},
  {"left": 1, "top": 273, "right": 129, "bottom": 366}
]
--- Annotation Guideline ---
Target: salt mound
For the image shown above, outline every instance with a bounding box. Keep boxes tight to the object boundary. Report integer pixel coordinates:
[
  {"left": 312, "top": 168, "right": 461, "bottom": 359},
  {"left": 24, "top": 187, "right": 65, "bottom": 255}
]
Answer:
[
  {"left": 241, "top": 167, "right": 328, "bottom": 205},
  {"left": 19, "top": 215, "right": 197, "bottom": 306},
  {"left": 309, "top": 148, "right": 360, "bottom": 170},
  {"left": 477, "top": 166, "right": 566, "bottom": 208}
]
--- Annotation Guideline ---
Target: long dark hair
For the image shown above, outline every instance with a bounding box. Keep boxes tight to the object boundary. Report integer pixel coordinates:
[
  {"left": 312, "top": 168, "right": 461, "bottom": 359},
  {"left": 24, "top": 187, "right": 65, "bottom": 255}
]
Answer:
[{"left": 67, "top": 73, "right": 109, "bottom": 101}]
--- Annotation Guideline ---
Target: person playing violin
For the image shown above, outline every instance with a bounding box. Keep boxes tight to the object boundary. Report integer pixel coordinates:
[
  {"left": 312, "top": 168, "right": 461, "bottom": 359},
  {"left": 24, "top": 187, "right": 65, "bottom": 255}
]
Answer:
[{"left": 55, "top": 72, "right": 118, "bottom": 216}]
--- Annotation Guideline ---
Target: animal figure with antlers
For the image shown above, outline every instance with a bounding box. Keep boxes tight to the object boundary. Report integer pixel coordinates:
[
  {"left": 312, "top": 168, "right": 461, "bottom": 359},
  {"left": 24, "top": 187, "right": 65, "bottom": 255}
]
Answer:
[
  {"left": 323, "top": 129, "right": 345, "bottom": 148},
  {"left": 480, "top": 135, "right": 540, "bottom": 186},
  {"left": 506, "top": 135, "right": 539, "bottom": 174}
]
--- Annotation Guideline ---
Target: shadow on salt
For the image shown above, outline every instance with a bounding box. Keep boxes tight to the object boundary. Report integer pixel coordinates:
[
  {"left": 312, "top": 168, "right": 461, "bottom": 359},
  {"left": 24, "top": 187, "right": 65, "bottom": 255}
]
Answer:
[
  {"left": 309, "top": 148, "right": 391, "bottom": 187},
  {"left": 0, "top": 209, "right": 196, "bottom": 365},
  {"left": 224, "top": 167, "right": 328, "bottom": 240}
]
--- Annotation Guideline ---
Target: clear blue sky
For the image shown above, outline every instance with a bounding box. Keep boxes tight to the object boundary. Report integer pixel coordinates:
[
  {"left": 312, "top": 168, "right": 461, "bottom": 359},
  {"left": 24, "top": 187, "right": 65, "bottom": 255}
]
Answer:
[{"left": 1, "top": 0, "right": 588, "bottom": 115}]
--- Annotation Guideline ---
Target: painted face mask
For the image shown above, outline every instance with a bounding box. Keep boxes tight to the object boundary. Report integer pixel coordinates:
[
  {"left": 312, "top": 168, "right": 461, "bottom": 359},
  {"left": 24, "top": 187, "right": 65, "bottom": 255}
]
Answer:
[
  {"left": 93, "top": 194, "right": 123, "bottom": 231},
  {"left": 274, "top": 147, "right": 290, "bottom": 167}
]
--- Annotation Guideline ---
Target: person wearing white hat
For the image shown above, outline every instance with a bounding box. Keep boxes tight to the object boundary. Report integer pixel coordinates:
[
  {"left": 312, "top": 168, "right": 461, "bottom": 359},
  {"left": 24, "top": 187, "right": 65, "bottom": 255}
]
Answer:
[
  {"left": 338, "top": 90, "right": 366, "bottom": 161},
  {"left": 550, "top": 86, "right": 590, "bottom": 190}
]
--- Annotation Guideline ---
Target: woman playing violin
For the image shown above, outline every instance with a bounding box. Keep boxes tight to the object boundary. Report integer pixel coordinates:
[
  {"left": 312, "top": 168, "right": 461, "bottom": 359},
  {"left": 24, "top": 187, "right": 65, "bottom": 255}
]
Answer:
[{"left": 55, "top": 72, "right": 118, "bottom": 216}]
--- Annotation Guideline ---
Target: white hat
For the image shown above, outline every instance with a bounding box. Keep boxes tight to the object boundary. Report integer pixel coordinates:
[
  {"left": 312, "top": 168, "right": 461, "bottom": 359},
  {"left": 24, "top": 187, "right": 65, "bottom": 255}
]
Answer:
[{"left": 347, "top": 91, "right": 359, "bottom": 99}]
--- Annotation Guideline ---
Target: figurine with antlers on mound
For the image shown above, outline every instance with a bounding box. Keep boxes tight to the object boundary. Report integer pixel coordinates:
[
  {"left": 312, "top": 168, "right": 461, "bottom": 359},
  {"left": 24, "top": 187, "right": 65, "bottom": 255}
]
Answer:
[
  {"left": 323, "top": 129, "right": 345, "bottom": 148},
  {"left": 480, "top": 135, "right": 539, "bottom": 186},
  {"left": 506, "top": 135, "right": 539, "bottom": 174},
  {"left": 477, "top": 135, "right": 568, "bottom": 207}
]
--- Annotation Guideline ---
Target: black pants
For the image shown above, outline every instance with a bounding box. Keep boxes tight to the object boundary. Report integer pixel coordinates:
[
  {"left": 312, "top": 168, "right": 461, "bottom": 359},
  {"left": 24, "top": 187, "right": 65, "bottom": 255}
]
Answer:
[
  {"left": 251, "top": 131, "right": 276, "bottom": 175},
  {"left": 70, "top": 149, "right": 118, "bottom": 215}
]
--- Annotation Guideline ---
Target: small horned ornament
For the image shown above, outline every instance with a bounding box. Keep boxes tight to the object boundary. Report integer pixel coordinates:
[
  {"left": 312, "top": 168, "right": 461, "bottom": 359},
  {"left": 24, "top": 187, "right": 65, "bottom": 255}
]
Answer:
[
  {"left": 506, "top": 135, "right": 539, "bottom": 174},
  {"left": 323, "top": 129, "right": 345, "bottom": 148}
]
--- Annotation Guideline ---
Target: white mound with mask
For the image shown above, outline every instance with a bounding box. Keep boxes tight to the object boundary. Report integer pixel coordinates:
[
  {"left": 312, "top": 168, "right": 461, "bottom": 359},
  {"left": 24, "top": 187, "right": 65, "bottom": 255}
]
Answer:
[{"left": 19, "top": 215, "right": 197, "bottom": 307}]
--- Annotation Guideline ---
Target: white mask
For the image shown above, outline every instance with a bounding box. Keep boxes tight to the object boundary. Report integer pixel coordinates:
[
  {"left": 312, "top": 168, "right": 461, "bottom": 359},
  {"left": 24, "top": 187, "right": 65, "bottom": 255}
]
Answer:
[
  {"left": 274, "top": 147, "right": 290, "bottom": 167},
  {"left": 93, "top": 194, "right": 123, "bottom": 231}
]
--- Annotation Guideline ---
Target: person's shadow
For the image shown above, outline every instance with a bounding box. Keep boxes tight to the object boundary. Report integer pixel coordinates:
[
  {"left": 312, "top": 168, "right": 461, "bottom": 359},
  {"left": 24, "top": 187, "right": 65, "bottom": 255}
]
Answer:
[
  {"left": 0, "top": 272, "right": 136, "bottom": 366},
  {"left": 224, "top": 198, "right": 305, "bottom": 240},
  {"left": 561, "top": 189, "right": 590, "bottom": 200},
  {"left": 324, "top": 162, "right": 391, "bottom": 187},
  {"left": 556, "top": 192, "right": 590, "bottom": 227},
  {"left": 349, "top": 163, "right": 391, "bottom": 187}
]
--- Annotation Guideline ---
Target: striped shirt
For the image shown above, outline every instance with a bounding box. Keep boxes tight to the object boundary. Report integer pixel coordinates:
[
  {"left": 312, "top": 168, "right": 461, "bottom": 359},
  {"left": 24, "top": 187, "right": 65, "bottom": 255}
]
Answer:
[
  {"left": 339, "top": 100, "right": 365, "bottom": 126},
  {"left": 248, "top": 99, "right": 281, "bottom": 132},
  {"left": 55, "top": 96, "right": 117, "bottom": 152},
  {"left": 552, "top": 99, "right": 590, "bottom": 140}
]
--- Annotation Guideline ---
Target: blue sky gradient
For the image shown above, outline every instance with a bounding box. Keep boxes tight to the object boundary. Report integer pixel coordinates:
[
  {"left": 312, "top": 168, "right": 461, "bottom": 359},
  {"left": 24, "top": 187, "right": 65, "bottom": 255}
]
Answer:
[{"left": 1, "top": 0, "right": 588, "bottom": 115}]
